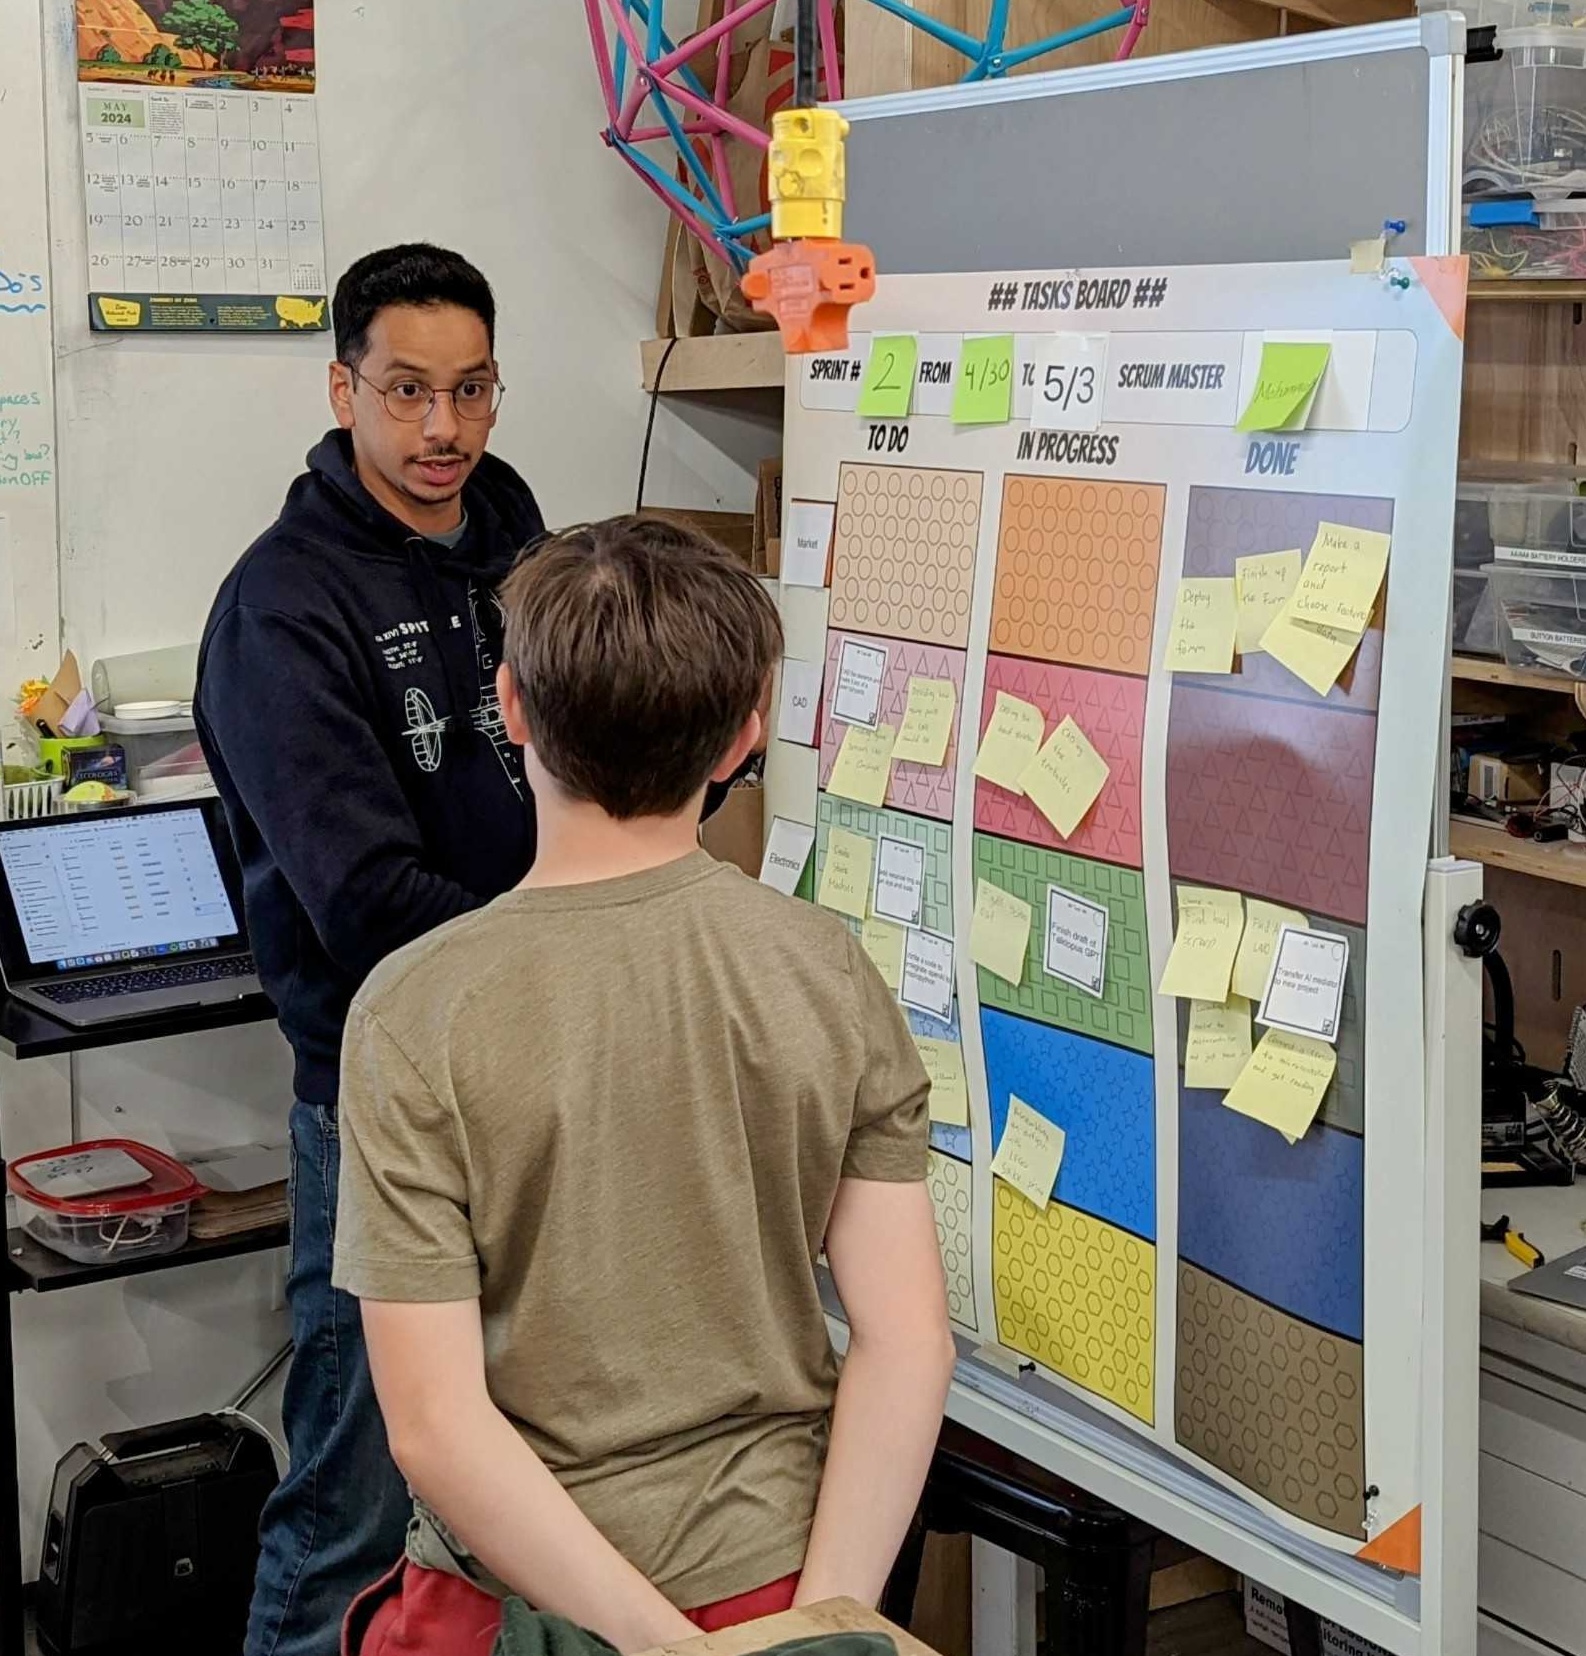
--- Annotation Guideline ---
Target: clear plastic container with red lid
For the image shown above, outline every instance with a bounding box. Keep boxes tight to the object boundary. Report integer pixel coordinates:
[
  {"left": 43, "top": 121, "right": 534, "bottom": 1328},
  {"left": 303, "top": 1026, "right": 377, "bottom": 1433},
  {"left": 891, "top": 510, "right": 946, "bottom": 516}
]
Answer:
[{"left": 7, "top": 1139, "right": 205, "bottom": 1265}]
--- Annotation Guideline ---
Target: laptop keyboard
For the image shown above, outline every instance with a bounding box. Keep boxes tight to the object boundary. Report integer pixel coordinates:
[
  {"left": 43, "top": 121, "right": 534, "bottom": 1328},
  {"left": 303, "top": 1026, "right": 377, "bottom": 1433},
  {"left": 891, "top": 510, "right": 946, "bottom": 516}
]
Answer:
[{"left": 34, "top": 955, "right": 257, "bottom": 1005}]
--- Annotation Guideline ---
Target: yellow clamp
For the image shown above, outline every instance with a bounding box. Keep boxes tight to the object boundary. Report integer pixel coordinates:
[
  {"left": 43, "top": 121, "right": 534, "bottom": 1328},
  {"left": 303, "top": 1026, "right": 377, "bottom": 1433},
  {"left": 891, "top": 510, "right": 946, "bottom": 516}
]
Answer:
[{"left": 767, "top": 107, "right": 848, "bottom": 242}]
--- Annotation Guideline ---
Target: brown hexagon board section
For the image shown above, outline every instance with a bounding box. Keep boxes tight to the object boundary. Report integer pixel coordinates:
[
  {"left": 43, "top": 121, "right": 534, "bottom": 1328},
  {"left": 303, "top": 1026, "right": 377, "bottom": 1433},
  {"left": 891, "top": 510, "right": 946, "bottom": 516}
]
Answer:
[
  {"left": 829, "top": 464, "right": 983, "bottom": 648},
  {"left": 990, "top": 476, "right": 1166, "bottom": 676},
  {"left": 992, "top": 1181, "right": 1155, "bottom": 1425},
  {"left": 1176, "top": 1261, "right": 1366, "bottom": 1541}
]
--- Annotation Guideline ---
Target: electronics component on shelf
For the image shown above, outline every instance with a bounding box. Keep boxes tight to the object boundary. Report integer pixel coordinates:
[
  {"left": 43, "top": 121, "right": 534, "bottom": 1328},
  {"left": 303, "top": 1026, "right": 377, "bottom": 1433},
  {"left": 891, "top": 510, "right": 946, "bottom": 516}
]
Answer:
[{"left": 1470, "top": 750, "right": 1549, "bottom": 805}]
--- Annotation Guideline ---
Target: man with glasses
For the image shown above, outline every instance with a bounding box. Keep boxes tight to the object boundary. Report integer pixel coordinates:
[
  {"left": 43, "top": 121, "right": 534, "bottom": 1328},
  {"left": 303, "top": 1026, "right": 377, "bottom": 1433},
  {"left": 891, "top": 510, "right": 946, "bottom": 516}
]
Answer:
[{"left": 196, "top": 244, "right": 545, "bottom": 1656}]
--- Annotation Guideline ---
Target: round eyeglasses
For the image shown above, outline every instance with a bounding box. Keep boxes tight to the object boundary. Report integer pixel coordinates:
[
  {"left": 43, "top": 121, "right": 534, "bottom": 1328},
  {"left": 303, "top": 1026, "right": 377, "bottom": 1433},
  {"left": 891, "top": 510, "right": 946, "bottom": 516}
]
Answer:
[{"left": 348, "top": 367, "right": 505, "bottom": 423}]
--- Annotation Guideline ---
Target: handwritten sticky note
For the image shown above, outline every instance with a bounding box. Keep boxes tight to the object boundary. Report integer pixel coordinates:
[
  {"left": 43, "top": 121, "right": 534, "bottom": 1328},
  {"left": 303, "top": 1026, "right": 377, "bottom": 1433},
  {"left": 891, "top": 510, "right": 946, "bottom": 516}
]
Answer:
[
  {"left": 973, "top": 692, "right": 1045, "bottom": 795},
  {"left": 872, "top": 834, "right": 926, "bottom": 927},
  {"left": 971, "top": 879, "right": 1033, "bottom": 986},
  {"left": 991, "top": 1095, "right": 1067, "bottom": 1210},
  {"left": 758, "top": 817, "right": 816, "bottom": 897},
  {"left": 817, "top": 827, "right": 873, "bottom": 921},
  {"left": 1258, "top": 925, "right": 1349, "bottom": 1044},
  {"left": 858, "top": 334, "right": 919, "bottom": 419},
  {"left": 1019, "top": 716, "right": 1111, "bottom": 838},
  {"left": 1158, "top": 886, "right": 1245, "bottom": 1003},
  {"left": 861, "top": 916, "right": 906, "bottom": 993},
  {"left": 1234, "top": 550, "right": 1302, "bottom": 656},
  {"left": 1237, "top": 341, "right": 1332, "bottom": 433},
  {"left": 1162, "top": 577, "right": 1238, "bottom": 674},
  {"left": 917, "top": 1036, "right": 970, "bottom": 1126},
  {"left": 827, "top": 723, "right": 896, "bottom": 807},
  {"left": 900, "top": 928, "right": 955, "bottom": 1022},
  {"left": 1184, "top": 994, "right": 1253, "bottom": 1090},
  {"left": 1232, "top": 900, "right": 1309, "bottom": 1002},
  {"left": 1262, "top": 606, "right": 1361, "bottom": 697},
  {"left": 1289, "top": 522, "right": 1391, "bottom": 635},
  {"left": 1222, "top": 1029, "right": 1337, "bottom": 1141},
  {"left": 953, "top": 334, "right": 1015, "bottom": 425},
  {"left": 892, "top": 677, "right": 957, "bottom": 768}
]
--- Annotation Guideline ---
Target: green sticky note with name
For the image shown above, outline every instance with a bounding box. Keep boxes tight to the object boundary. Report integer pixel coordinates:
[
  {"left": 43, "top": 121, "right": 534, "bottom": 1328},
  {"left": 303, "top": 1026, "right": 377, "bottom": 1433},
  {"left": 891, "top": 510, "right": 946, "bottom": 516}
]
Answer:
[
  {"left": 953, "top": 335, "right": 1015, "bottom": 425},
  {"left": 858, "top": 335, "right": 918, "bottom": 419},
  {"left": 1236, "top": 341, "right": 1332, "bottom": 433}
]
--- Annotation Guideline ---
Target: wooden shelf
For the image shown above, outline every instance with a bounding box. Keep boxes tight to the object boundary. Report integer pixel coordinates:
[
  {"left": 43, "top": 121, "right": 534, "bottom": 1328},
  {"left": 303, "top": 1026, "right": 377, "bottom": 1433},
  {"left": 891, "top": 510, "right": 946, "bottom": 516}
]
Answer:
[
  {"left": 1451, "top": 655, "right": 1583, "bottom": 694},
  {"left": 1450, "top": 817, "right": 1586, "bottom": 886},
  {"left": 640, "top": 334, "right": 785, "bottom": 395},
  {"left": 1470, "top": 280, "right": 1586, "bottom": 304}
]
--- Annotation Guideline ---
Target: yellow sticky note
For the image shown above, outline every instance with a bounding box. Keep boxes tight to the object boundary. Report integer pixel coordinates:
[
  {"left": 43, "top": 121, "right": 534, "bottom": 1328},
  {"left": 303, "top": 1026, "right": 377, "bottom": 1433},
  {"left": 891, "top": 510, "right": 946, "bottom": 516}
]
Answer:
[
  {"left": 817, "top": 827, "right": 873, "bottom": 921},
  {"left": 1262, "top": 605, "right": 1362, "bottom": 698},
  {"left": 1222, "top": 1029, "right": 1337, "bottom": 1141},
  {"left": 1289, "top": 522, "right": 1391, "bottom": 635},
  {"left": 1233, "top": 900, "right": 1309, "bottom": 1002},
  {"left": 1350, "top": 236, "right": 1386, "bottom": 275},
  {"left": 861, "top": 916, "right": 906, "bottom": 992},
  {"left": 953, "top": 334, "right": 1015, "bottom": 425},
  {"left": 1234, "top": 550, "right": 1302, "bottom": 656},
  {"left": 1158, "top": 886, "right": 1245, "bottom": 1003},
  {"left": 892, "top": 677, "right": 957, "bottom": 768},
  {"left": 1162, "top": 577, "right": 1238, "bottom": 674},
  {"left": 971, "top": 879, "right": 1032, "bottom": 986},
  {"left": 858, "top": 335, "right": 918, "bottom": 420},
  {"left": 1019, "top": 716, "right": 1111, "bottom": 839},
  {"left": 827, "top": 723, "right": 896, "bottom": 807},
  {"left": 1184, "top": 994, "right": 1253, "bottom": 1090},
  {"left": 972, "top": 692, "right": 1045, "bottom": 795},
  {"left": 917, "top": 1037, "right": 970, "bottom": 1126},
  {"left": 1236, "top": 341, "right": 1332, "bottom": 433},
  {"left": 991, "top": 1095, "right": 1067, "bottom": 1210}
]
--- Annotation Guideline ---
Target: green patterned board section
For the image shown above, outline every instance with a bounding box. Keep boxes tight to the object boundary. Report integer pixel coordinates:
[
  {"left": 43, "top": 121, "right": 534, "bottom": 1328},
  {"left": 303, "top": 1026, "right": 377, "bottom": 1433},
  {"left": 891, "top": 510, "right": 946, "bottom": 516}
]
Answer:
[
  {"left": 972, "top": 833, "right": 1153, "bottom": 1056},
  {"left": 814, "top": 795, "right": 954, "bottom": 936}
]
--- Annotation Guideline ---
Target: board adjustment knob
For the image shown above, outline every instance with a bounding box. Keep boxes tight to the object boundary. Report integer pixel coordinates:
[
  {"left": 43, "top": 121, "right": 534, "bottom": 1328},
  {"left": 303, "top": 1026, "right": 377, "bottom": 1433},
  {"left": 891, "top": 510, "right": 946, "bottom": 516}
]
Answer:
[{"left": 1454, "top": 900, "right": 1502, "bottom": 959}]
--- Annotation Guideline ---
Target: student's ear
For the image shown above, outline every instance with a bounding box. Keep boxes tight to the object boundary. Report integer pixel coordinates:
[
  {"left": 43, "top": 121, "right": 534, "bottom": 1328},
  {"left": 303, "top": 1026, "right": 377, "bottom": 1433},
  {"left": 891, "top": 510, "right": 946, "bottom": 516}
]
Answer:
[
  {"left": 329, "top": 360, "right": 356, "bottom": 431},
  {"left": 497, "top": 663, "right": 531, "bottom": 747},
  {"left": 710, "top": 709, "right": 763, "bottom": 783}
]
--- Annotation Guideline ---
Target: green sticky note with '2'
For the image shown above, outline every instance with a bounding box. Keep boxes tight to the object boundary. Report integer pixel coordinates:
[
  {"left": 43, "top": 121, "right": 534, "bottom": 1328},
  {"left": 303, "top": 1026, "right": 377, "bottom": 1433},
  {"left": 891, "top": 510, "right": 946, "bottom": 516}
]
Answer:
[
  {"left": 1236, "top": 341, "right": 1332, "bottom": 433},
  {"left": 953, "top": 334, "right": 1015, "bottom": 425},
  {"left": 858, "top": 335, "right": 918, "bottom": 419}
]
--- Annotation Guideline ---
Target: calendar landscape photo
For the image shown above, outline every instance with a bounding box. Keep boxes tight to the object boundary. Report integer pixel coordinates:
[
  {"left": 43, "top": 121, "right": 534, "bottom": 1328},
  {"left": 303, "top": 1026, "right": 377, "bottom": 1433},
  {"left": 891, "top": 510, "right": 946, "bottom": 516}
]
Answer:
[{"left": 77, "top": 1, "right": 315, "bottom": 94}]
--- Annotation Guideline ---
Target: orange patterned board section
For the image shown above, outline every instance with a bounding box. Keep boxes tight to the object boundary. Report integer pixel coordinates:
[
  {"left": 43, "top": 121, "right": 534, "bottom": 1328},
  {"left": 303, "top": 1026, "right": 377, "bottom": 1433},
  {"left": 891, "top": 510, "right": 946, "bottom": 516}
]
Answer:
[
  {"left": 990, "top": 477, "right": 1166, "bottom": 676},
  {"left": 829, "top": 464, "right": 984, "bottom": 649}
]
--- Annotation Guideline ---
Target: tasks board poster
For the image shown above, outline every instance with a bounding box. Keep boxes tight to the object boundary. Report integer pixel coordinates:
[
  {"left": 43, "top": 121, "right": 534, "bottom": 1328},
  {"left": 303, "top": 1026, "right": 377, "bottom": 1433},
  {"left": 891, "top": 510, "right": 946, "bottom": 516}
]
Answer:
[
  {"left": 75, "top": 2, "right": 326, "bottom": 332},
  {"left": 765, "top": 258, "right": 1467, "bottom": 1574}
]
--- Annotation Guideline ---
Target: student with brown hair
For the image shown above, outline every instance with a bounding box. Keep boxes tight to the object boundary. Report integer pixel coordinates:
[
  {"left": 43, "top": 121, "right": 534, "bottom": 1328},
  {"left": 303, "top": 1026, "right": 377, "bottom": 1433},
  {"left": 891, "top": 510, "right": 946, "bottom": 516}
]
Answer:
[{"left": 332, "top": 516, "right": 957, "bottom": 1655}]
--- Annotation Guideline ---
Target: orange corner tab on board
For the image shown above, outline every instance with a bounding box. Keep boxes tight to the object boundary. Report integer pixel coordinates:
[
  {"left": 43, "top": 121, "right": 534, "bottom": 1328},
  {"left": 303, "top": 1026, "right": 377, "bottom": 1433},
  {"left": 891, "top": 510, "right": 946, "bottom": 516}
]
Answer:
[
  {"left": 1409, "top": 256, "right": 1468, "bottom": 342},
  {"left": 743, "top": 239, "right": 877, "bottom": 355},
  {"left": 1356, "top": 1505, "right": 1421, "bottom": 1574}
]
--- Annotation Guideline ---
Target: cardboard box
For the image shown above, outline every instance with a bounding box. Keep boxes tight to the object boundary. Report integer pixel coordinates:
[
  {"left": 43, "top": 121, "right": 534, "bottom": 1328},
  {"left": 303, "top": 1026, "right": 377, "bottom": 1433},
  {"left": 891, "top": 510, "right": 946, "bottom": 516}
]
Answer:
[
  {"left": 1469, "top": 750, "right": 1547, "bottom": 806},
  {"left": 700, "top": 780, "right": 764, "bottom": 878},
  {"left": 754, "top": 458, "right": 784, "bottom": 575},
  {"left": 1243, "top": 1581, "right": 1391, "bottom": 1656},
  {"left": 645, "top": 508, "right": 756, "bottom": 567}
]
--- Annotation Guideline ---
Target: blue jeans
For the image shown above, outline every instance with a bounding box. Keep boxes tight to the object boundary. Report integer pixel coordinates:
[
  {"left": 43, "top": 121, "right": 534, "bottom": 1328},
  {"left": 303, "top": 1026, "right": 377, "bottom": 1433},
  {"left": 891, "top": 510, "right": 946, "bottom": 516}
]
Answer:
[{"left": 246, "top": 1100, "right": 412, "bottom": 1656}]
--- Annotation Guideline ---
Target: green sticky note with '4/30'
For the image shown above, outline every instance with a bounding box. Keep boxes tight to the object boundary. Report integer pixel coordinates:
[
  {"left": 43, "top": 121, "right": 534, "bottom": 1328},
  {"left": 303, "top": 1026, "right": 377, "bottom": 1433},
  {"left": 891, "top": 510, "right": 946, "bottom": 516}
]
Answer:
[
  {"left": 858, "top": 335, "right": 918, "bottom": 419},
  {"left": 953, "top": 334, "right": 1015, "bottom": 425},
  {"left": 1236, "top": 341, "right": 1332, "bottom": 433}
]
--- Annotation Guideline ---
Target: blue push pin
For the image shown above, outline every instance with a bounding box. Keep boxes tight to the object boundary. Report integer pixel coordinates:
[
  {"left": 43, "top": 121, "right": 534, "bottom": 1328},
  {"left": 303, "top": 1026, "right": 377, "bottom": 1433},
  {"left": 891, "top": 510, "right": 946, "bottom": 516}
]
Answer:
[{"left": 1384, "top": 219, "right": 1408, "bottom": 237}]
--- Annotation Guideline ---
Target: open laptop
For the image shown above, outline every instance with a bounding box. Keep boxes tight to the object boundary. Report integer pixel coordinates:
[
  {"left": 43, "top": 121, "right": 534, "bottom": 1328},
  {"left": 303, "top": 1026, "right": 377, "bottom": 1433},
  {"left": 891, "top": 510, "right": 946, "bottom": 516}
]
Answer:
[{"left": 0, "top": 798, "right": 260, "bottom": 1028}]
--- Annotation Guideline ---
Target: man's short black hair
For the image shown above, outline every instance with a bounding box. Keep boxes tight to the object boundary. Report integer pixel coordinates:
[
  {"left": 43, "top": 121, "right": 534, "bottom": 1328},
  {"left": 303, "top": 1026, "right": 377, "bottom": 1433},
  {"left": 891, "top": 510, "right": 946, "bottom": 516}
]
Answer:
[{"left": 332, "top": 243, "right": 496, "bottom": 367}]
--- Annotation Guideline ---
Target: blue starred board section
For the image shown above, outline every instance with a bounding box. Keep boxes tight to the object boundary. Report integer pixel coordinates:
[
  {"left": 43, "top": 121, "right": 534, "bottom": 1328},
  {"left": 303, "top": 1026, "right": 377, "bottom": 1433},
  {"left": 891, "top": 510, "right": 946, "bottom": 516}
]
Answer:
[
  {"left": 982, "top": 1008, "right": 1155, "bottom": 1241},
  {"left": 1178, "top": 1086, "right": 1363, "bottom": 1342}
]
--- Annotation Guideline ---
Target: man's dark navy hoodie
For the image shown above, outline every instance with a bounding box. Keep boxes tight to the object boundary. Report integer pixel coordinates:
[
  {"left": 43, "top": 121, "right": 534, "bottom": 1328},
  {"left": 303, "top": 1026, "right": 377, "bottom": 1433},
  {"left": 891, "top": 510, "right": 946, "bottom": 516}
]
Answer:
[{"left": 196, "top": 430, "right": 546, "bottom": 1108}]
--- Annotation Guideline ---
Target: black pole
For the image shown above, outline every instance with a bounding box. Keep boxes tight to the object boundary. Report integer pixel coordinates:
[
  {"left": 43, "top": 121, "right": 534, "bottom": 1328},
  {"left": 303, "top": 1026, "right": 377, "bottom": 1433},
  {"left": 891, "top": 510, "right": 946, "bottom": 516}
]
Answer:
[{"left": 794, "top": 0, "right": 819, "bottom": 108}]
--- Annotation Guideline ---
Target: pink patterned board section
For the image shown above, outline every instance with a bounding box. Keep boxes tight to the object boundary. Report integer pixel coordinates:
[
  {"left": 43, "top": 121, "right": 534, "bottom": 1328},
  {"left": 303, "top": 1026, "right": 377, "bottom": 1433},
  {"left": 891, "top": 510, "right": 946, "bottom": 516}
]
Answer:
[
  {"left": 974, "top": 657, "right": 1145, "bottom": 868},
  {"left": 1166, "top": 683, "right": 1377, "bottom": 926},
  {"left": 819, "top": 633, "right": 967, "bottom": 822}
]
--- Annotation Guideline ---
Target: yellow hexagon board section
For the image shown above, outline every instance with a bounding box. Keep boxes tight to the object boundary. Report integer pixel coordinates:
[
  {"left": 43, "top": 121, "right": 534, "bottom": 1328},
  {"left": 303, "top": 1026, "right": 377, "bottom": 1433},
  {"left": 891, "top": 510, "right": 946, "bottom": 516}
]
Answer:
[
  {"left": 929, "top": 1151, "right": 978, "bottom": 1333},
  {"left": 992, "top": 1181, "right": 1155, "bottom": 1425}
]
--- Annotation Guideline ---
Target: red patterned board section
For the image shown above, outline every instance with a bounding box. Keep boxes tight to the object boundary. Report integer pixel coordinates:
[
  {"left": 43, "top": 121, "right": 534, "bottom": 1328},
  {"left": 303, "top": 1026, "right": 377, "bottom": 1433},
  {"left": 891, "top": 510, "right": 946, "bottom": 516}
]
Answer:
[
  {"left": 819, "top": 633, "right": 967, "bottom": 822},
  {"left": 990, "top": 476, "right": 1165, "bottom": 676},
  {"left": 974, "top": 656, "right": 1145, "bottom": 867},
  {"left": 1166, "top": 683, "right": 1376, "bottom": 926}
]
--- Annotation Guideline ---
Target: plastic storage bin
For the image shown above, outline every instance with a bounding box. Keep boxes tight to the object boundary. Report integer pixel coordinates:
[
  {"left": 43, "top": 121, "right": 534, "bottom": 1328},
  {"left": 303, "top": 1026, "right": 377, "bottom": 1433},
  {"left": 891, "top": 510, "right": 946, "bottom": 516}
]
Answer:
[
  {"left": 1487, "top": 559, "right": 1586, "bottom": 674},
  {"left": 1454, "top": 476, "right": 1586, "bottom": 653},
  {"left": 7, "top": 1140, "right": 204, "bottom": 1266}
]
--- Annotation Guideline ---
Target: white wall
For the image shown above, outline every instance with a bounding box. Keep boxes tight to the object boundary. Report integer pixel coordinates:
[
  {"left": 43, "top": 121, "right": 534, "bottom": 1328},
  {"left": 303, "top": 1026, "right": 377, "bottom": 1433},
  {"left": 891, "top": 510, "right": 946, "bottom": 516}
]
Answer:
[{"left": 3, "top": 0, "right": 774, "bottom": 1573}]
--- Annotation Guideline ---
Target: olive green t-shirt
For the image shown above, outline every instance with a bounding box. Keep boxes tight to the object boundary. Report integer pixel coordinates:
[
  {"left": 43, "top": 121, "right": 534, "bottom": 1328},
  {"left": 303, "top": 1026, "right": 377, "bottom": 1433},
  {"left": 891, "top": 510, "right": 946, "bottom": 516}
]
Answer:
[{"left": 332, "top": 851, "right": 930, "bottom": 1610}]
